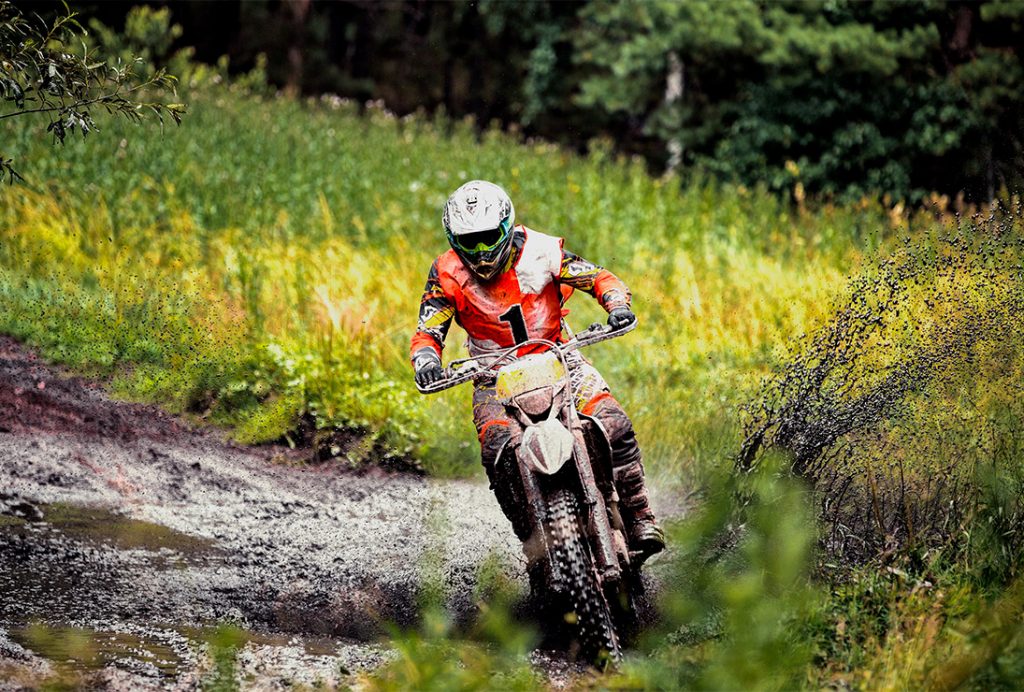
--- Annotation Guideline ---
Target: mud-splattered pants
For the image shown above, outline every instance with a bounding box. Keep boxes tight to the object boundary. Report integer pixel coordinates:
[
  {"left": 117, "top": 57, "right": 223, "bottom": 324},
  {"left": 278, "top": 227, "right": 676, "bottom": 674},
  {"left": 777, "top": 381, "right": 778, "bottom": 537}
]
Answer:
[{"left": 472, "top": 351, "right": 655, "bottom": 543}]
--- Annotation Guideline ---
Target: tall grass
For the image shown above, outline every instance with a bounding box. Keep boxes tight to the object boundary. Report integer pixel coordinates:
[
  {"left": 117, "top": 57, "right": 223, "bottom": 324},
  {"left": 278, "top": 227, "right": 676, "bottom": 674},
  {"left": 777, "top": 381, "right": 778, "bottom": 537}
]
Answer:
[{"left": 0, "top": 88, "right": 885, "bottom": 477}]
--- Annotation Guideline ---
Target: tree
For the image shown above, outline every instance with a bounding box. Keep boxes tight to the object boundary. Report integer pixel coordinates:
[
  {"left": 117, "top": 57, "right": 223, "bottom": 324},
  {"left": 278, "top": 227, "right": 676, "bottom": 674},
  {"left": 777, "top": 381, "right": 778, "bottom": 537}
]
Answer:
[
  {"left": 0, "top": 0, "right": 185, "bottom": 183},
  {"left": 573, "top": 0, "right": 1024, "bottom": 202}
]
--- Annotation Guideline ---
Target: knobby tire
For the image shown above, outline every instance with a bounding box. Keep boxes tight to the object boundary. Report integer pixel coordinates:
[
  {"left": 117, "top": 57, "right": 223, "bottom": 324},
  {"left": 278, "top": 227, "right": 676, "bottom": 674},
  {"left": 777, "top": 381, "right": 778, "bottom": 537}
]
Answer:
[{"left": 545, "top": 488, "right": 623, "bottom": 666}]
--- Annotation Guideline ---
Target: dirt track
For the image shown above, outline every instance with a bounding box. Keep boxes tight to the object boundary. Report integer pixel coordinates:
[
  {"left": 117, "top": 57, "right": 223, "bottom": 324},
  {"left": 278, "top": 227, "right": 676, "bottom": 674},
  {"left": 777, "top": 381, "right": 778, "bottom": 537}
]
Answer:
[{"left": 0, "top": 336, "right": 676, "bottom": 688}]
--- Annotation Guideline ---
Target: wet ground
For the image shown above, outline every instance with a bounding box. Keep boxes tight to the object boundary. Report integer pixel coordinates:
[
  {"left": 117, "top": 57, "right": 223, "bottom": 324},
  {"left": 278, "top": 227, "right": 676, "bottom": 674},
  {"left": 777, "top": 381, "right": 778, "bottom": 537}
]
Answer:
[{"left": 0, "top": 336, "right": 678, "bottom": 688}]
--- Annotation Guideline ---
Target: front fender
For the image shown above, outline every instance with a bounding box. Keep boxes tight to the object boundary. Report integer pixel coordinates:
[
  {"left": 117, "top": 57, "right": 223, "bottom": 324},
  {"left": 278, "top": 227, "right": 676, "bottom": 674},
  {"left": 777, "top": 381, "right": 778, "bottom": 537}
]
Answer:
[{"left": 519, "top": 419, "right": 575, "bottom": 475}]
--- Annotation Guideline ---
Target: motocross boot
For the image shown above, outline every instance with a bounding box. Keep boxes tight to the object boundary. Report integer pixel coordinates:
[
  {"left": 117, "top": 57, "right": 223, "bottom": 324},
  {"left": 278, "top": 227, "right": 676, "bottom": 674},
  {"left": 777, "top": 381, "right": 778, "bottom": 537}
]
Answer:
[
  {"left": 612, "top": 429, "right": 666, "bottom": 561},
  {"left": 629, "top": 517, "right": 666, "bottom": 561}
]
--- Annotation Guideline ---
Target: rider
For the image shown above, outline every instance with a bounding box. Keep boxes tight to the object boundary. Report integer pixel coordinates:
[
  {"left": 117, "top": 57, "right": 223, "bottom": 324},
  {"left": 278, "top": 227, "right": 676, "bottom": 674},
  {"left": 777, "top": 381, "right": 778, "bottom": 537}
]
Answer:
[{"left": 410, "top": 180, "right": 665, "bottom": 559}]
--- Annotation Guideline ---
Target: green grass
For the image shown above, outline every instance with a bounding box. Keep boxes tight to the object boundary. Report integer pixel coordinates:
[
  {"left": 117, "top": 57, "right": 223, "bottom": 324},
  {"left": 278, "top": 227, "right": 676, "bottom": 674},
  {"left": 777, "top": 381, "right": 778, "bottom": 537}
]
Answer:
[
  {"left": 0, "top": 88, "right": 884, "bottom": 479},
  {"left": 4, "top": 84, "right": 1023, "bottom": 688}
]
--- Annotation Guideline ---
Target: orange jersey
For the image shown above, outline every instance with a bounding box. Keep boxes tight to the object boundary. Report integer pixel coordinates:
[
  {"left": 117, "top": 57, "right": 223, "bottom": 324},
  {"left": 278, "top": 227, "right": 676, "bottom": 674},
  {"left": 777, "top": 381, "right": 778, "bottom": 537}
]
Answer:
[{"left": 411, "top": 226, "right": 631, "bottom": 362}]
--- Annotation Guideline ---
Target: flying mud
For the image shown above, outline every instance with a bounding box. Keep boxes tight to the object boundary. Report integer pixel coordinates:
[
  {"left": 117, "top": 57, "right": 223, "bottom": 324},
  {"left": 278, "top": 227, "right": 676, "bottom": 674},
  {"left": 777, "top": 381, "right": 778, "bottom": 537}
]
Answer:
[{"left": 738, "top": 220, "right": 1024, "bottom": 563}]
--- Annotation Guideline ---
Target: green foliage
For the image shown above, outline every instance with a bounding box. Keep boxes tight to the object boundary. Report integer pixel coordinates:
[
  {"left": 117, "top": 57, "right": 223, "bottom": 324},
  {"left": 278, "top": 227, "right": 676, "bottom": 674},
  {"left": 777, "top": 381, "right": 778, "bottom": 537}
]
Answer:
[
  {"left": 960, "top": 431, "right": 1024, "bottom": 588},
  {"left": 0, "top": 0, "right": 185, "bottom": 182},
  {"left": 613, "top": 454, "right": 819, "bottom": 690},
  {"left": 85, "top": 6, "right": 191, "bottom": 84},
  {"left": 84, "top": 6, "right": 269, "bottom": 98},
  {"left": 63, "top": 1, "right": 1024, "bottom": 201},
  {"left": 202, "top": 625, "right": 248, "bottom": 691},
  {"left": 736, "top": 221, "right": 1024, "bottom": 572},
  {"left": 574, "top": 0, "right": 1024, "bottom": 201},
  {"left": 1, "top": 74, "right": 886, "bottom": 475}
]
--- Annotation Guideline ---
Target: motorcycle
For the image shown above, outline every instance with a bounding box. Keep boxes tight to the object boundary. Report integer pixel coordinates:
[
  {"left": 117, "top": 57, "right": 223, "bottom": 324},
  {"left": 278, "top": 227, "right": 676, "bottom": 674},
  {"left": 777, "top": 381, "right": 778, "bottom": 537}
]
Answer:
[{"left": 417, "top": 320, "right": 642, "bottom": 665}]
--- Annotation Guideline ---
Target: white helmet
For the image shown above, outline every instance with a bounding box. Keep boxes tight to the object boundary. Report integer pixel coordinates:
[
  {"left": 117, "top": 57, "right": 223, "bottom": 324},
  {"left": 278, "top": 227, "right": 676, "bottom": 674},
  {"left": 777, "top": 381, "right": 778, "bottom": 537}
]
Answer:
[{"left": 442, "top": 180, "right": 516, "bottom": 280}]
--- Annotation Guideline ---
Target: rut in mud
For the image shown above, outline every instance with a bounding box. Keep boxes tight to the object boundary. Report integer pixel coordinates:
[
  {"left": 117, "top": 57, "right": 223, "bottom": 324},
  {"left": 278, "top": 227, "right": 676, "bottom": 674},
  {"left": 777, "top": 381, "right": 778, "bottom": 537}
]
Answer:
[{"left": 0, "top": 335, "right": 677, "bottom": 687}]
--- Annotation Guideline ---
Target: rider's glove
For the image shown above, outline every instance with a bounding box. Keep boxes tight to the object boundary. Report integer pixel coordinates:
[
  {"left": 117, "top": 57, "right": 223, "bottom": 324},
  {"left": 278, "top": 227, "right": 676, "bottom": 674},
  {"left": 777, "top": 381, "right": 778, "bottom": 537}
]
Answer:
[
  {"left": 607, "top": 306, "right": 636, "bottom": 331},
  {"left": 413, "top": 349, "right": 443, "bottom": 388}
]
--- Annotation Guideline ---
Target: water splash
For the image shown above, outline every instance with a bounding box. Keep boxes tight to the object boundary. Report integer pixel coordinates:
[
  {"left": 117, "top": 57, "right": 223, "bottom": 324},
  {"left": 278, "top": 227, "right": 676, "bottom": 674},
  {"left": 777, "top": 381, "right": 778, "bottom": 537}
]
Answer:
[{"left": 738, "top": 210, "right": 1024, "bottom": 562}]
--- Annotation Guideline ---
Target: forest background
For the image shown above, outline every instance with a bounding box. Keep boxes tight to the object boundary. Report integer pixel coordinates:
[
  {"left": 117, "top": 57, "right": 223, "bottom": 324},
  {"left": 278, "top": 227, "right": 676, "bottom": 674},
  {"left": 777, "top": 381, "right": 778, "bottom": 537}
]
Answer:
[{"left": 34, "top": 0, "right": 1024, "bottom": 203}]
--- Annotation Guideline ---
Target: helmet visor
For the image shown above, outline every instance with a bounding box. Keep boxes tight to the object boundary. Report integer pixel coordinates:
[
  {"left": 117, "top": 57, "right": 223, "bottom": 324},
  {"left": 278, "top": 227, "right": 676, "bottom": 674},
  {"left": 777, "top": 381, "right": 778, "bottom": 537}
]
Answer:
[{"left": 449, "top": 217, "right": 512, "bottom": 255}]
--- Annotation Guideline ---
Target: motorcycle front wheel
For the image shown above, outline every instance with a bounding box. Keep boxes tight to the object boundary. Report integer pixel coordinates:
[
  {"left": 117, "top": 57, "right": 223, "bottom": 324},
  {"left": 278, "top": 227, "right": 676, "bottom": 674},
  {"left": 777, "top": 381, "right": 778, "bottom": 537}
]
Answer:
[{"left": 544, "top": 488, "right": 623, "bottom": 666}]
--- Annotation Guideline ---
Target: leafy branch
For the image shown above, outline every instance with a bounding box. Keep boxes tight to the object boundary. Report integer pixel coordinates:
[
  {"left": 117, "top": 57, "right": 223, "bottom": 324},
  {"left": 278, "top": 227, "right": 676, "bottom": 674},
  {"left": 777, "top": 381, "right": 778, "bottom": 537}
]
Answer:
[{"left": 0, "top": 0, "right": 186, "bottom": 183}]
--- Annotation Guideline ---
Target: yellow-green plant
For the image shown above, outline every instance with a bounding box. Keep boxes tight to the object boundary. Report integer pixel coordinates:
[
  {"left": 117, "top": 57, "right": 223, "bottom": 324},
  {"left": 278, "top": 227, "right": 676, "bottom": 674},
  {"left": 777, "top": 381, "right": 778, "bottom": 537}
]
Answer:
[{"left": 0, "top": 87, "right": 889, "bottom": 476}]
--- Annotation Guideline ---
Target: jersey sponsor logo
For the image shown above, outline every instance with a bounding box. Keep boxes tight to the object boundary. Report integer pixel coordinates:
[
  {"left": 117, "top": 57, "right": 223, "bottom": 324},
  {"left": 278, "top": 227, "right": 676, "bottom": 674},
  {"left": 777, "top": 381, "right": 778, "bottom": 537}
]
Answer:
[
  {"left": 565, "top": 259, "right": 597, "bottom": 277},
  {"left": 419, "top": 302, "right": 454, "bottom": 329}
]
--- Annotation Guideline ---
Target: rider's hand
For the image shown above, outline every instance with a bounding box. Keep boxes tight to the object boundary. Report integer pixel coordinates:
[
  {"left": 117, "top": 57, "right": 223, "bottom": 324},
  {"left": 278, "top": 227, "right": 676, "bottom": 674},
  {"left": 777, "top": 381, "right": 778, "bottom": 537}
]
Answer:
[
  {"left": 413, "top": 350, "right": 443, "bottom": 388},
  {"left": 607, "top": 306, "right": 636, "bottom": 331}
]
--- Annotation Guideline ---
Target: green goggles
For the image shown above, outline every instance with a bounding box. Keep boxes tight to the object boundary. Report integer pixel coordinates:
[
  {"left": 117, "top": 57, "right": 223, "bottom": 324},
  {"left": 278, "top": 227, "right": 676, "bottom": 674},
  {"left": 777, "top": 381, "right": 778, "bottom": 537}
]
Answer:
[{"left": 449, "top": 217, "right": 512, "bottom": 253}]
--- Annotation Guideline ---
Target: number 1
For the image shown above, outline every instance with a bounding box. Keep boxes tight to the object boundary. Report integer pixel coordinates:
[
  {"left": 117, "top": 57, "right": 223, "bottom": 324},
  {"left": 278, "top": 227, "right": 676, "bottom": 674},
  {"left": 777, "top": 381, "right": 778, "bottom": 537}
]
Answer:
[{"left": 499, "top": 304, "right": 529, "bottom": 344}]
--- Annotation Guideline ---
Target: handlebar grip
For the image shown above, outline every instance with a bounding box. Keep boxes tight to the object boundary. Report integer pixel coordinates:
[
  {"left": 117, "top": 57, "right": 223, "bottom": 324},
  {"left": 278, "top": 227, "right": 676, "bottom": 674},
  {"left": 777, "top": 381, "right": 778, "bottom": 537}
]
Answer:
[{"left": 416, "top": 363, "right": 478, "bottom": 394}]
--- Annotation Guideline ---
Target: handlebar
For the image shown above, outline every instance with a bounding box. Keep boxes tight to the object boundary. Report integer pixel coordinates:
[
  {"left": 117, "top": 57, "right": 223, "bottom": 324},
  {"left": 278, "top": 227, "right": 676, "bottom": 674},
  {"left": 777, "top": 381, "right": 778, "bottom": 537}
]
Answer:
[{"left": 416, "top": 318, "right": 637, "bottom": 395}]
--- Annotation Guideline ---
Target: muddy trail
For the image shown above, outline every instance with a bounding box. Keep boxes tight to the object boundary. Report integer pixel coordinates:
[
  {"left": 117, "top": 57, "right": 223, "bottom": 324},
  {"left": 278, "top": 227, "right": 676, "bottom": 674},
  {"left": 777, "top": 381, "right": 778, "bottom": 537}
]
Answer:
[{"left": 0, "top": 336, "right": 678, "bottom": 689}]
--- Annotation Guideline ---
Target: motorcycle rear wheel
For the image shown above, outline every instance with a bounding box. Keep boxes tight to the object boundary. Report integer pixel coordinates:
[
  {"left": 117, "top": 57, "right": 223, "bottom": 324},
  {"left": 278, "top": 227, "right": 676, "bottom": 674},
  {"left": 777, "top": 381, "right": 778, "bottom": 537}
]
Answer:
[{"left": 545, "top": 488, "right": 623, "bottom": 666}]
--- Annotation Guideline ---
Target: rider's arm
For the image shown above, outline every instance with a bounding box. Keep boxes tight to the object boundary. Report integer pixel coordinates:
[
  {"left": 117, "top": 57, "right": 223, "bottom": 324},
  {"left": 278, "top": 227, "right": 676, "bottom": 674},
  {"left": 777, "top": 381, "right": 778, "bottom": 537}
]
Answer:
[
  {"left": 410, "top": 259, "right": 456, "bottom": 366},
  {"left": 558, "top": 249, "right": 632, "bottom": 312}
]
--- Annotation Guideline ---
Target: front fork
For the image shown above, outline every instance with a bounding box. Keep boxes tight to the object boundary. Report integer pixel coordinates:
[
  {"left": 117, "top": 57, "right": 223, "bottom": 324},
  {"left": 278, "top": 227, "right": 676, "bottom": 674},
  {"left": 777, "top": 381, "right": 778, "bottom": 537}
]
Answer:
[
  {"left": 580, "top": 412, "right": 632, "bottom": 566},
  {"left": 570, "top": 421, "right": 622, "bottom": 584},
  {"left": 515, "top": 412, "right": 623, "bottom": 587}
]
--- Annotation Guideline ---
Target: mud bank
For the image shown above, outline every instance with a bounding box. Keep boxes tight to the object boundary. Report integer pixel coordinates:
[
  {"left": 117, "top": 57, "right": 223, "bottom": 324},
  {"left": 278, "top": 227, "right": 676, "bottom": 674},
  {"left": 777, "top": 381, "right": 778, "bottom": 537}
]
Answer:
[{"left": 0, "top": 336, "right": 677, "bottom": 687}]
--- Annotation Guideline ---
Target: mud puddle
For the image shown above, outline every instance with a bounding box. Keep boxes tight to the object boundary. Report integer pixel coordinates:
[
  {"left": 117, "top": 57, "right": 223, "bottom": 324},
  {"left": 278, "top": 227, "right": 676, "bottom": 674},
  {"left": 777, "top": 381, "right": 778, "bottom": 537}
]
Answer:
[
  {"left": 0, "top": 497, "right": 395, "bottom": 688},
  {"left": 0, "top": 335, "right": 682, "bottom": 687},
  {"left": 1, "top": 621, "right": 396, "bottom": 689},
  {"left": 2, "top": 502, "right": 217, "bottom": 556},
  {"left": 8, "top": 624, "right": 192, "bottom": 679},
  {"left": 0, "top": 502, "right": 222, "bottom": 625}
]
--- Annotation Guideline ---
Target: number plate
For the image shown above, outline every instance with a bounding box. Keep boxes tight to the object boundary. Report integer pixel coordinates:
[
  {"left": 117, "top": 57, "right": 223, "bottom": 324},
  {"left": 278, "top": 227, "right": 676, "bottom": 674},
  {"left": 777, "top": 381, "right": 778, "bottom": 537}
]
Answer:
[{"left": 495, "top": 352, "right": 565, "bottom": 402}]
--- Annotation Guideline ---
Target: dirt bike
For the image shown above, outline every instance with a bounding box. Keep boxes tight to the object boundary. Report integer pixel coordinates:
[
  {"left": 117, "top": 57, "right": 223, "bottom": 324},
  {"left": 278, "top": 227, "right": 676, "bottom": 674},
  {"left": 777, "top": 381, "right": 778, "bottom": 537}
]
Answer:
[{"left": 416, "top": 320, "right": 642, "bottom": 665}]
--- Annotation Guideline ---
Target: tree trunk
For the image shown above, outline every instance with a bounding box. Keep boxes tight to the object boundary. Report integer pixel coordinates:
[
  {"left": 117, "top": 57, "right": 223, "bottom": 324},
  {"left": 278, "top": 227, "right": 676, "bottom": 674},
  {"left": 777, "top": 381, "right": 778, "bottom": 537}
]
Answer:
[
  {"left": 284, "top": 0, "right": 312, "bottom": 97},
  {"left": 949, "top": 4, "right": 974, "bottom": 59},
  {"left": 664, "top": 51, "right": 685, "bottom": 173}
]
